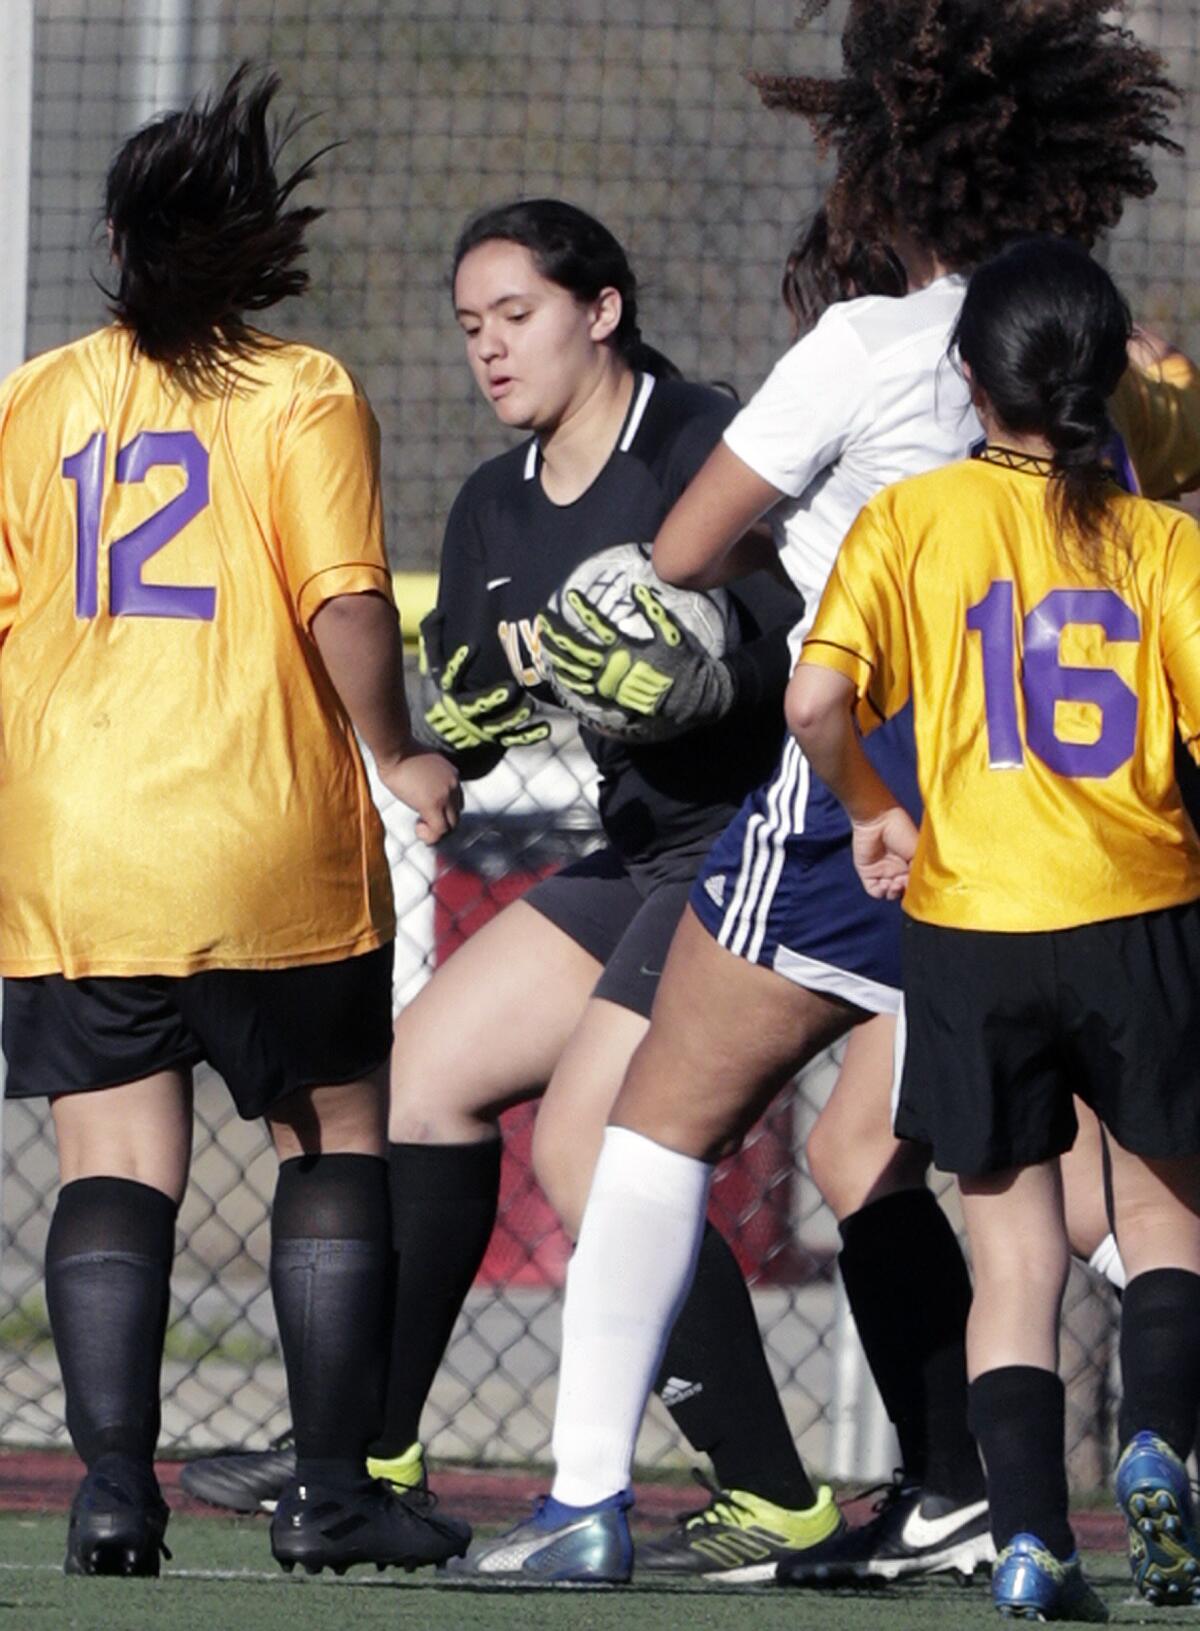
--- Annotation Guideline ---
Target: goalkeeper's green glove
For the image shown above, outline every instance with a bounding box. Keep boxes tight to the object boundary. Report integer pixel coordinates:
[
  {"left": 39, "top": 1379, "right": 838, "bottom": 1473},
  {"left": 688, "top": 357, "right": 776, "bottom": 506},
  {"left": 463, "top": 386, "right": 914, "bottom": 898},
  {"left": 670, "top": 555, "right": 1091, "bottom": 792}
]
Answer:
[
  {"left": 537, "top": 583, "right": 734, "bottom": 744},
  {"left": 417, "top": 612, "right": 550, "bottom": 755}
]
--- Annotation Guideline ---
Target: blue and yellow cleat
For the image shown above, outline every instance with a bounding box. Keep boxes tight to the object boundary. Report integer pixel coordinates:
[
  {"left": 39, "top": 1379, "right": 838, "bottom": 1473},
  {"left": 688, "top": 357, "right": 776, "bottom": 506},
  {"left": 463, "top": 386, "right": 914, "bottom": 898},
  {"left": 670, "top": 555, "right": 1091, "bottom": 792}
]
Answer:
[
  {"left": 992, "top": 1534, "right": 1108, "bottom": 1622},
  {"left": 444, "top": 1490, "right": 633, "bottom": 1583},
  {"left": 1115, "top": 1430, "right": 1200, "bottom": 1605}
]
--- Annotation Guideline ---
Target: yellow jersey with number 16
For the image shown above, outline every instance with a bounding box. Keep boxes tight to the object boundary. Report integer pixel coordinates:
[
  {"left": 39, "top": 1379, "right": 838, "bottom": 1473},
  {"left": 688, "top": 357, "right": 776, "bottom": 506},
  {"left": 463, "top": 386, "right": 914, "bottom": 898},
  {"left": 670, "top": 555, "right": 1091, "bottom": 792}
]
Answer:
[
  {"left": 0, "top": 324, "right": 395, "bottom": 977},
  {"left": 801, "top": 454, "right": 1200, "bottom": 932}
]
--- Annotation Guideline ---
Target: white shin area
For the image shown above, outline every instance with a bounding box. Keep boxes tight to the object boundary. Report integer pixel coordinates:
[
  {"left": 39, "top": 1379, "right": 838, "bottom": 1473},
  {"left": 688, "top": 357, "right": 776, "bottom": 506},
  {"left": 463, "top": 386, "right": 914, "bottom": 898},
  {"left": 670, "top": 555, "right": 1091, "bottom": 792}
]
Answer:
[{"left": 550, "top": 1124, "right": 712, "bottom": 1508}]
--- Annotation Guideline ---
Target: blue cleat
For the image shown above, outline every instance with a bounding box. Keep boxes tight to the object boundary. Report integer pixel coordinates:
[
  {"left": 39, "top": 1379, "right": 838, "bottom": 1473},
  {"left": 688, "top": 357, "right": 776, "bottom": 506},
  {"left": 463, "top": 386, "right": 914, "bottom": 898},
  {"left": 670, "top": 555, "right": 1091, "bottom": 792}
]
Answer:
[
  {"left": 991, "top": 1533, "right": 1108, "bottom": 1622},
  {"left": 1115, "top": 1430, "right": 1200, "bottom": 1605},
  {"left": 444, "top": 1489, "right": 633, "bottom": 1583}
]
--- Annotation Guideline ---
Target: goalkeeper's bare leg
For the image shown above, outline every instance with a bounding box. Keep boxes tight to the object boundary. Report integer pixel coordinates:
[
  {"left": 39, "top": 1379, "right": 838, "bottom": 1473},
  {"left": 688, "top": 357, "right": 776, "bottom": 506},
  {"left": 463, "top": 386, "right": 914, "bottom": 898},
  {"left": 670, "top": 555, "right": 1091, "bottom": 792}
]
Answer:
[{"left": 384, "top": 890, "right": 832, "bottom": 1570}]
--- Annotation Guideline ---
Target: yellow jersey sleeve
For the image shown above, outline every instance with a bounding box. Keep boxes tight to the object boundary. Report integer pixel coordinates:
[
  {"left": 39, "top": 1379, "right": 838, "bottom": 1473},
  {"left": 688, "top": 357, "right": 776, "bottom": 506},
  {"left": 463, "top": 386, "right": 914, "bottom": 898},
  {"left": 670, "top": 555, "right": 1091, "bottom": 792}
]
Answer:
[
  {"left": 1110, "top": 353, "right": 1200, "bottom": 500},
  {"left": 1161, "top": 518, "right": 1200, "bottom": 760},
  {"left": 0, "top": 381, "right": 24, "bottom": 643},
  {"left": 273, "top": 378, "right": 394, "bottom": 629},
  {"left": 802, "top": 503, "right": 912, "bottom": 729}
]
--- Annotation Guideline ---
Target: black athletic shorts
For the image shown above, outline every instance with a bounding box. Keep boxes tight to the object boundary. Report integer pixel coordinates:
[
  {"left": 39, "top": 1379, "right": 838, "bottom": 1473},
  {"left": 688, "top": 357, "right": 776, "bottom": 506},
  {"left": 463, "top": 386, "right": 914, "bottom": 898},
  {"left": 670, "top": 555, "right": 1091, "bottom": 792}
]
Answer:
[
  {"left": 895, "top": 902, "right": 1200, "bottom": 1177},
  {"left": 523, "top": 846, "right": 696, "bottom": 1018},
  {"left": 2, "top": 943, "right": 394, "bottom": 1120}
]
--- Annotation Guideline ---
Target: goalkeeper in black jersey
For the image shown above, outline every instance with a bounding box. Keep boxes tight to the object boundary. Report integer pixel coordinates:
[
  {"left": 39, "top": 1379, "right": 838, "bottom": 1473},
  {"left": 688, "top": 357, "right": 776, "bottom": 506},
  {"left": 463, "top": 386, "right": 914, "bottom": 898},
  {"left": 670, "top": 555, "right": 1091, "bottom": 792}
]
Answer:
[{"left": 378, "top": 199, "right": 850, "bottom": 1578}]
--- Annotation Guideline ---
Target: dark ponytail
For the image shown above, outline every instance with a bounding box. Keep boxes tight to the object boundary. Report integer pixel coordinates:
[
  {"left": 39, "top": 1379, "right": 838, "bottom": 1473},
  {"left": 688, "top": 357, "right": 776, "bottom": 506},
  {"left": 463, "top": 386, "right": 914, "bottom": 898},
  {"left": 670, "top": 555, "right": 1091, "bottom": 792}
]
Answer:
[
  {"left": 953, "top": 237, "right": 1132, "bottom": 580},
  {"left": 104, "top": 64, "right": 326, "bottom": 394},
  {"left": 781, "top": 207, "right": 906, "bottom": 338},
  {"left": 452, "top": 199, "right": 681, "bottom": 380}
]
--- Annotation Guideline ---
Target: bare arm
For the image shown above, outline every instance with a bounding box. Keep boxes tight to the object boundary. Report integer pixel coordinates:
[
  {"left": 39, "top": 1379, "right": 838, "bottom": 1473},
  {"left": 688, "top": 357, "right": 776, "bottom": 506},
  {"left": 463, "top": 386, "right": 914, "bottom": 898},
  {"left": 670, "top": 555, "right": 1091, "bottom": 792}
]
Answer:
[
  {"left": 311, "top": 590, "right": 461, "bottom": 843},
  {"left": 786, "top": 664, "right": 895, "bottom": 821},
  {"left": 1111, "top": 324, "right": 1200, "bottom": 499},
  {"left": 787, "top": 661, "right": 917, "bottom": 900},
  {"left": 1127, "top": 322, "right": 1187, "bottom": 373},
  {"left": 652, "top": 442, "right": 785, "bottom": 590}
]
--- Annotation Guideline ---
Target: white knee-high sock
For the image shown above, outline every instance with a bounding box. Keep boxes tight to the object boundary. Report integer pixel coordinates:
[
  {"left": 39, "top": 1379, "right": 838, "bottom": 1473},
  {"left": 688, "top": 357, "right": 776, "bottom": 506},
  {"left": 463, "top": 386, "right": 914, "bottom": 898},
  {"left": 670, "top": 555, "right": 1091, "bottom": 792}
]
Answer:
[{"left": 551, "top": 1126, "right": 712, "bottom": 1507}]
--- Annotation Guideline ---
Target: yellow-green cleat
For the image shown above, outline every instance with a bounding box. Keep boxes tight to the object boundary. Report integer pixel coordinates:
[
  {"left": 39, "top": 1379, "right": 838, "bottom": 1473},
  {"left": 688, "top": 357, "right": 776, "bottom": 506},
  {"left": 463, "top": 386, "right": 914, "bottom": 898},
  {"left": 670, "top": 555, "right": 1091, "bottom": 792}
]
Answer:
[
  {"left": 637, "top": 1471, "right": 843, "bottom": 1583},
  {"left": 367, "top": 1441, "right": 426, "bottom": 1493}
]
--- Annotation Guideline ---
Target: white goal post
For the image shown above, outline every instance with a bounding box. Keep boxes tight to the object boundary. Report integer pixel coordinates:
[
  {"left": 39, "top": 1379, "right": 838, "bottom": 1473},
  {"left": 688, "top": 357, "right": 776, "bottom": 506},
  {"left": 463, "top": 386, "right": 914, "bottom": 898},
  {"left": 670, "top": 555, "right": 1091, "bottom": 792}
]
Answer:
[{"left": 0, "top": 0, "right": 34, "bottom": 1249}]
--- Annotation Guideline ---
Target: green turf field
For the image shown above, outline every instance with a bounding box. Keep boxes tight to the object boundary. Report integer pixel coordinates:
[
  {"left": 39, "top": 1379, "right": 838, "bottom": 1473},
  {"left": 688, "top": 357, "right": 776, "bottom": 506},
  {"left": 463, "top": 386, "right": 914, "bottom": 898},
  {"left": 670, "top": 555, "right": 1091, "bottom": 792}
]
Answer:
[{"left": 0, "top": 1513, "right": 1176, "bottom": 1630}]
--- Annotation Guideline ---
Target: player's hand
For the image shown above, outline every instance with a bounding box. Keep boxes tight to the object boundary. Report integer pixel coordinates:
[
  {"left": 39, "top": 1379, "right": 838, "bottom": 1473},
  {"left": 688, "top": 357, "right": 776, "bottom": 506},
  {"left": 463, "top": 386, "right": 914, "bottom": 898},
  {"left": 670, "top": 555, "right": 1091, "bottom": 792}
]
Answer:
[
  {"left": 1127, "top": 322, "right": 1178, "bottom": 372},
  {"left": 417, "top": 613, "right": 550, "bottom": 753},
  {"left": 536, "top": 585, "right": 733, "bottom": 743},
  {"left": 377, "top": 747, "right": 463, "bottom": 844},
  {"left": 850, "top": 807, "right": 918, "bottom": 900}
]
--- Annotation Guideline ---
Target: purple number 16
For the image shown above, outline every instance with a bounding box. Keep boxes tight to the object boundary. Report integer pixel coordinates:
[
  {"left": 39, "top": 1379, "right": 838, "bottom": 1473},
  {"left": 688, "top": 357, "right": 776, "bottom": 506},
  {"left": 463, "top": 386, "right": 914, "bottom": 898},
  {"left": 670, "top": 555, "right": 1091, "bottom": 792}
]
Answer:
[
  {"left": 62, "top": 430, "right": 215, "bottom": 621},
  {"left": 966, "top": 581, "right": 1139, "bottom": 779}
]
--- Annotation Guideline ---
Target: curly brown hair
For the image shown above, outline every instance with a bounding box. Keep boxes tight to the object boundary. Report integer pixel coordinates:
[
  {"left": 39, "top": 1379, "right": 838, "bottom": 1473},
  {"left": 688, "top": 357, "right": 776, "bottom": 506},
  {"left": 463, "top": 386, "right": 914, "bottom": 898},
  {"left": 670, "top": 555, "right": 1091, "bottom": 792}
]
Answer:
[{"left": 752, "top": 0, "right": 1179, "bottom": 272}]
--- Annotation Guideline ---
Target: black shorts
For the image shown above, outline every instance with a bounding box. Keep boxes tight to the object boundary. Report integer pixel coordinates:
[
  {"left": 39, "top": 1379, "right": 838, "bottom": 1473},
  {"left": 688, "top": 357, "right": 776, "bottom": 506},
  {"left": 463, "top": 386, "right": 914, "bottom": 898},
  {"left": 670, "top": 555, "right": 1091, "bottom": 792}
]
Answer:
[
  {"left": 2, "top": 944, "right": 394, "bottom": 1120},
  {"left": 523, "top": 847, "right": 695, "bottom": 1019},
  {"left": 895, "top": 903, "right": 1200, "bottom": 1177}
]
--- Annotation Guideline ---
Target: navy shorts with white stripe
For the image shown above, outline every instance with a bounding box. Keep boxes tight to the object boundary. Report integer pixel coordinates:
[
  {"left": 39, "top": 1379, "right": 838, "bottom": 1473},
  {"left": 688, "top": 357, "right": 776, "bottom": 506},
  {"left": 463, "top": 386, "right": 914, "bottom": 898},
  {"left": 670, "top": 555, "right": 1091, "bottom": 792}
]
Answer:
[{"left": 689, "top": 706, "right": 920, "bottom": 1014}]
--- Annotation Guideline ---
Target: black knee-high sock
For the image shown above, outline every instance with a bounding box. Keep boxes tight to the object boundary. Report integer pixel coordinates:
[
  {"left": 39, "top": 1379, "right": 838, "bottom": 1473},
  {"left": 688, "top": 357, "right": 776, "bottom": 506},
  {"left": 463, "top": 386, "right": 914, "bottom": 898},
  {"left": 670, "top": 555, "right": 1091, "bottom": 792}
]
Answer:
[
  {"left": 653, "top": 1223, "right": 816, "bottom": 1509},
  {"left": 45, "top": 1176, "right": 176, "bottom": 1469},
  {"left": 270, "top": 1153, "right": 392, "bottom": 1486},
  {"left": 838, "top": 1189, "right": 984, "bottom": 1501},
  {"left": 1119, "top": 1268, "right": 1200, "bottom": 1458},
  {"left": 968, "top": 1367, "right": 1074, "bottom": 1559},
  {"left": 374, "top": 1138, "right": 502, "bottom": 1459}
]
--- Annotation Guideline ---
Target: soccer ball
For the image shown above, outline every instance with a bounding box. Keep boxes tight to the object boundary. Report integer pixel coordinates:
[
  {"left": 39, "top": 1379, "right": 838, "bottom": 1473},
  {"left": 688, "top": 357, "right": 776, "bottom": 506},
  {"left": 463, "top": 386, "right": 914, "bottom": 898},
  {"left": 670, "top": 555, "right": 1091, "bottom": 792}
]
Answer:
[
  {"left": 549, "top": 541, "right": 735, "bottom": 655},
  {"left": 543, "top": 542, "right": 737, "bottom": 742}
]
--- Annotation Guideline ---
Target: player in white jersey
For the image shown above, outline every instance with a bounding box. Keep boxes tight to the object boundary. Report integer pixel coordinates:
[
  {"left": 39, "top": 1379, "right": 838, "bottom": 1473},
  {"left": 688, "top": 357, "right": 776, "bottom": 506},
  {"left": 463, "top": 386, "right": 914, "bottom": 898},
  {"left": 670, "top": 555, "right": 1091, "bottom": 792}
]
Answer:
[{"left": 451, "top": 0, "right": 1190, "bottom": 1584}]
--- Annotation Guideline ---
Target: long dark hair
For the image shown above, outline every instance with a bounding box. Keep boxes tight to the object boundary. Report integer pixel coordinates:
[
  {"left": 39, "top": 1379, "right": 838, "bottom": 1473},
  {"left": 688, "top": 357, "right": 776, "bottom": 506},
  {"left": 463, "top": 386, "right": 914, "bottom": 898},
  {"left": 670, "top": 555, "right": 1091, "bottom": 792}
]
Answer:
[
  {"left": 781, "top": 207, "right": 906, "bottom": 337},
  {"left": 104, "top": 65, "right": 326, "bottom": 394},
  {"left": 953, "top": 237, "right": 1132, "bottom": 579},
  {"left": 452, "top": 199, "right": 680, "bottom": 380}
]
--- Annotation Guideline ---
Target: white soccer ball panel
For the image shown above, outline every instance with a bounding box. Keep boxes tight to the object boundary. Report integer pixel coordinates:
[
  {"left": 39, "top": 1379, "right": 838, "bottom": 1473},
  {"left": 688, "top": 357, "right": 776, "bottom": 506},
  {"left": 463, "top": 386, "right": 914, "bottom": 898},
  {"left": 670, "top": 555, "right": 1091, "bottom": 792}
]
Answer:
[{"left": 550, "top": 542, "right": 735, "bottom": 656}]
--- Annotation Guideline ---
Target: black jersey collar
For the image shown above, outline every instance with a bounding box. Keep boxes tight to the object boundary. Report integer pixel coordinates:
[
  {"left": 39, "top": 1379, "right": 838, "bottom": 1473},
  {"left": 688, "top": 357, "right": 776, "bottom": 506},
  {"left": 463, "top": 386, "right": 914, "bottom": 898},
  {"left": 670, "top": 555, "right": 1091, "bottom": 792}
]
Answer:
[
  {"left": 972, "top": 443, "right": 1055, "bottom": 478},
  {"left": 522, "top": 372, "right": 657, "bottom": 482}
]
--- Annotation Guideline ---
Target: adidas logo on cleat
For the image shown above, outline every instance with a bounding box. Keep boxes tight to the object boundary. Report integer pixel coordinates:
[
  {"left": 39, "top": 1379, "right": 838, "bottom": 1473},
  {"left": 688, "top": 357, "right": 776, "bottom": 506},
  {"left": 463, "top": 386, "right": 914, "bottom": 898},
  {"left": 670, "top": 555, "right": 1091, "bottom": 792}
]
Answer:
[{"left": 689, "top": 1530, "right": 776, "bottom": 1570}]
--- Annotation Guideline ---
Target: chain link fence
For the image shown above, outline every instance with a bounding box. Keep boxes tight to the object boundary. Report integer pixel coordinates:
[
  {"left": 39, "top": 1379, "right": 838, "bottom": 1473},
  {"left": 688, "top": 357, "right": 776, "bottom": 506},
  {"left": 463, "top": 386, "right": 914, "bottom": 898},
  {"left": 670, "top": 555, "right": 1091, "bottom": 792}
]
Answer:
[{"left": 2, "top": 0, "right": 1194, "bottom": 1486}]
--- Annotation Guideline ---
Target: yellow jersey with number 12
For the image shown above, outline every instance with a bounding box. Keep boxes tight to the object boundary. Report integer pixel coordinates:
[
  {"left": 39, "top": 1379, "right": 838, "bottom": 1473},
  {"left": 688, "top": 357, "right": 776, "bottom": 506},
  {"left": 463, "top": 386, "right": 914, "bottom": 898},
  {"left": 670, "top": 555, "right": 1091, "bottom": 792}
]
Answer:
[
  {"left": 802, "top": 454, "right": 1200, "bottom": 932},
  {"left": 0, "top": 324, "right": 395, "bottom": 976}
]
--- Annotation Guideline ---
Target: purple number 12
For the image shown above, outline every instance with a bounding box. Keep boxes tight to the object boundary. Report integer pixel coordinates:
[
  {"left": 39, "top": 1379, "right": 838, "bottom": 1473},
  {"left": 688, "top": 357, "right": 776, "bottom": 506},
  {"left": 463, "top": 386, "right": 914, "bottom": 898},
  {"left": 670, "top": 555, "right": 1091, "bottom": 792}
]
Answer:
[
  {"left": 966, "top": 580, "right": 1139, "bottom": 779},
  {"left": 62, "top": 430, "right": 215, "bottom": 621}
]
